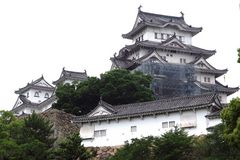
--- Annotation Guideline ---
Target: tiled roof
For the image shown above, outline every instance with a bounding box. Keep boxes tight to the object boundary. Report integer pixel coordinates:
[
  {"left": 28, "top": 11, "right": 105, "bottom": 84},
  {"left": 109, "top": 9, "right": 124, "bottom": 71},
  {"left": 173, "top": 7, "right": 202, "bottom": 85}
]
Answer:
[
  {"left": 122, "top": 10, "right": 202, "bottom": 39},
  {"left": 118, "top": 40, "right": 215, "bottom": 59},
  {"left": 15, "top": 76, "right": 54, "bottom": 94},
  {"left": 110, "top": 57, "right": 141, "bottom": 70},
  {"left": 205, "top": 110, "right": 221, "bottom": 119},
  {"left": 195, "top": 68, "right": 227, "bottom": 78},
  {"left": 73, "top": 93, "right": 217, "bottom": 123},
  {"left": 53, "top": 68, "right": 88, "bottom": 85},
  {"left": 195, "top": 81, "right": 239, "bottom": 96},
  {"left": 11, "top": 95, "right": 57, "bottom": 113}
]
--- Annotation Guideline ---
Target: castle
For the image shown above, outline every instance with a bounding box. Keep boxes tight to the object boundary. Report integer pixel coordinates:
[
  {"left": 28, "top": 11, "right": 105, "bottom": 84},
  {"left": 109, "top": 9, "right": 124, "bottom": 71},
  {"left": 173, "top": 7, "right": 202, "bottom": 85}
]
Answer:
[
  {"left": 72, "top": 8, "right": 238, "bottom": 147},
  {"left": 11, "top": 68, "right": 88, "bottom": 115},
  {"left": 12, "top": 8, "right": 238, "bottom": 147}
]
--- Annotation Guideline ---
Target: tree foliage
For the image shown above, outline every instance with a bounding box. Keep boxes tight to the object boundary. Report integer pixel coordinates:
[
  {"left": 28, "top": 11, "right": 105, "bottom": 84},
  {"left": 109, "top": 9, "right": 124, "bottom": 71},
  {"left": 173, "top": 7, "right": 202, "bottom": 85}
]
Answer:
[
  {"left": 108, "top": 127, "right": 193, "bottom": 160},
  {"left": 0, "top": 111, "right": 55, "bottom": 160},
  {"left": 53, "top": 69, "right": 154, "bottom": 115},
  {"left": 221, "top": 97, "right": 240, "bottom": 148},
  {"left": 49, "top": 133, "right": 91, "bottom": 160},
  {"left": 152, "top": 127, "right": 193, "bottom": 160}
]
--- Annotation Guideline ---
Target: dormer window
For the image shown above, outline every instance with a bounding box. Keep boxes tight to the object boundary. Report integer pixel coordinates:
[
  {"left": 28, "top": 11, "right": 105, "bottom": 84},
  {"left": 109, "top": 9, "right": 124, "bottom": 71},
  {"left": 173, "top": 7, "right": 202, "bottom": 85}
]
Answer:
[
  {"left": 44, "top": 93, "right": 49, "bottom": 98},
  {"left": 34, "top": 92, "right": 39, "bottom": 97}
]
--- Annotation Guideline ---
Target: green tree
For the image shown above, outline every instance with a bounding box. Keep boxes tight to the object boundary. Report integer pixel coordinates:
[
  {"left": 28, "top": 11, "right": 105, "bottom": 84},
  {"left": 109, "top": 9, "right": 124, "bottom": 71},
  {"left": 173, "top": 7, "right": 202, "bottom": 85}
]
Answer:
[
  {"left": 108, "top": 127, "right": 193, "bottom": 160},
  {"left": 108, "top": 137, "right": 154, "bottom": 160},
  {"left": 153, "top": 127, "right": 193, "bottom": 160},
  {"left": 192, "top": 124, "right": 240, "bottom": 160},
  {"left": 53, "top": 69, "right": 154, "bottom": 115},
  {"left": 0, "top": 111, "right": 23, "bottom": 160},
  {"left": 49, "top": 133, "right": 91, "bottom": 160},
  {"left": 221, "top": 97, "right": 240, "bottom": 148},
  {"left": 0, "top": 111, "right": 56, "bottom": 160}
]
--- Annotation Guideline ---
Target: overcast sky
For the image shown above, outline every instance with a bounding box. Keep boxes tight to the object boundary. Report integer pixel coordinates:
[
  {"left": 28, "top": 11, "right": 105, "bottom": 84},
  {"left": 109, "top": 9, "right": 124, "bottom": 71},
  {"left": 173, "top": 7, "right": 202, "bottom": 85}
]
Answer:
[{"left": 0, "top": 0, "right": 240, "bottom": 111}]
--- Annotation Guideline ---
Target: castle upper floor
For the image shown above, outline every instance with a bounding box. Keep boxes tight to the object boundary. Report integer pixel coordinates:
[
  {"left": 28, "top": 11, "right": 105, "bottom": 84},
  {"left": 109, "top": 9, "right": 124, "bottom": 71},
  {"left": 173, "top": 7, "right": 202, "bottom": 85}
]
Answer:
[{"left": 122, "top": 8, "right": 202, "bottom": 45}]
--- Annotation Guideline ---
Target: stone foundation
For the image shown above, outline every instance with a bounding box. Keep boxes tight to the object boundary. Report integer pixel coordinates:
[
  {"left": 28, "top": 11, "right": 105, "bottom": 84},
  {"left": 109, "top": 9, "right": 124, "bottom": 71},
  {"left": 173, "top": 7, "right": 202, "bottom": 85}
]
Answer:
[{"left": 88, "top": 146, "right": 123, "bottom": 160}]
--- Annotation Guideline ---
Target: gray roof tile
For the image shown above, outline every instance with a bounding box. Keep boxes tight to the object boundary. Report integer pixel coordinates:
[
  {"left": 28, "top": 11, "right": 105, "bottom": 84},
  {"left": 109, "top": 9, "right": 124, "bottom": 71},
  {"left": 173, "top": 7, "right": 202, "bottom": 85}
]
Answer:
[
  {"left": 53, "top": 68, "right": 88, "bottom": 85},
  {"left": 73, "top": 93, "right": 217, "bottom": 123},
  {"left": 122, "top": 10, "right": 202, "bottom": 39}
]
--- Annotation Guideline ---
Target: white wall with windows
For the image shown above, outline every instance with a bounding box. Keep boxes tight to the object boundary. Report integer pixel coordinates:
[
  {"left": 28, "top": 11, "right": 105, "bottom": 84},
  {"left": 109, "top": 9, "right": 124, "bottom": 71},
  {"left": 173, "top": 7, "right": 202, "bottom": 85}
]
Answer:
[
  {"left": 23, "top": 89, "right": 53, "bottom": 104},
  {"left": 141, "top": 27, "right": 192, "bottom": 44},
  {"left": 195, "top": 73, "right": 215, "bottom": 84},
  {"left": 79, "top": 108, "right": 218, "bottom": 147}
]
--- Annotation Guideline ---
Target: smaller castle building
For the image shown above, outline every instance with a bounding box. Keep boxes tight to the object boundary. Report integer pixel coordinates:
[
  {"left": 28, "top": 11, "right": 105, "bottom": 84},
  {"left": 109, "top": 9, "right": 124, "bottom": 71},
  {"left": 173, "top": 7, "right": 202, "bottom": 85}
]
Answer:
[{"left": 11, "top": 68, "right": 88, "bottom": 116}]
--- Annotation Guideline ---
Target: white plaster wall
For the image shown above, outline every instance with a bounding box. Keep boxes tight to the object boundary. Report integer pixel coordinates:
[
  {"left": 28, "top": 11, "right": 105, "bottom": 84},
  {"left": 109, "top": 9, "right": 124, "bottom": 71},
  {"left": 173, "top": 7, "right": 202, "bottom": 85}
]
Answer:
[
  {"left": 81, "top": 108, "right": 211, "bottom": 147},
  {"left": 133, "top": 27, "right": 192, "bottom": 45},
  {"left": 206, "top": 118, "right": 221, "bottom": 129},
  {"left": 218, "top": 93, "right": 227, "bottom": 103},
  {"left": 195, "top": 73, "right": 215, "bottom": 84},
  {"left": 25, "top": 89, "right": 53, "bottom": 104},
  {"left": 130, "top": 48, "right": 196, "bottom": 64}
]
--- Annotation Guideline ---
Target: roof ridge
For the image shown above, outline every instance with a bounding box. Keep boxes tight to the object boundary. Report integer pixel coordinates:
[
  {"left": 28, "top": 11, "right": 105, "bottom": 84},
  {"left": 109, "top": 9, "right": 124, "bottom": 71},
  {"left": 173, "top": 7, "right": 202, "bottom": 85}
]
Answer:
[
  {"left": 114, "top": 93, "right": 214, "bottom": 108},
  {"left": 139, "top": 10, "right": 183, "bottom": 20}
]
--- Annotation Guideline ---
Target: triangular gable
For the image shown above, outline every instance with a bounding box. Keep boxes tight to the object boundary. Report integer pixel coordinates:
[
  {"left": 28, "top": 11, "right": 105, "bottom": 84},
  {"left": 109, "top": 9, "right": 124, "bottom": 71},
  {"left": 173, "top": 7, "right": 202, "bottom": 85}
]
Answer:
[
  {"left": 13, "top": 97, "right": 23, "bottom": 109},
  {"left": 162, "top": 37, "right": 187, "bottom": 49},
  {"left": 88, "top": 100, "right": 116, "bottom": 117},
  {"left": 89, "top": 106, "right": 113, "bottom": 117},
  {"left": 35, "top": 79, "right": 53, "bottom": 88},
  {"left": 194, "top": 57, "right": 215, "bottom": 70},
  {"left": 133, "top": 16, "right": 143, "bottom": 28},
  {"left": 139, "top": 50, "right": 167, "bottom": 63}
]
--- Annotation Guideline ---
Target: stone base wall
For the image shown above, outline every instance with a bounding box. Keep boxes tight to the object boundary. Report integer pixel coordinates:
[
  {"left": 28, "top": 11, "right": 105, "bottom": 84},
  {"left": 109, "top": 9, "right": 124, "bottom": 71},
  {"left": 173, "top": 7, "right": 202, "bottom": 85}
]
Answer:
[{"left": 88, "top": 146, "right": 123, "bottom": 160}]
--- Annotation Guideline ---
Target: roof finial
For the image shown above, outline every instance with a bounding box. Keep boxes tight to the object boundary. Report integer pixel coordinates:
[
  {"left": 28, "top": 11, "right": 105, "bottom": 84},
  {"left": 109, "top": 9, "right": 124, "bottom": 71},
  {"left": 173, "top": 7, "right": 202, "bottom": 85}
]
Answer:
[
  {"left": 99, "top": 96, "right": 103, "bottom": 104},
  {"left": 180, "top": 11, "right": 184, "bottom": 18},
  {"left": 138, "top": 5, "right": 142, "bottom": 11},
  {"left": 62, "top": 67, "right": 65, "bottom": 71},
  {"left": 84, "top": 69, "right": 87, "bottom": 74},
  {"left": 114, "top": 52, "right": 117, "bottom": 57}
]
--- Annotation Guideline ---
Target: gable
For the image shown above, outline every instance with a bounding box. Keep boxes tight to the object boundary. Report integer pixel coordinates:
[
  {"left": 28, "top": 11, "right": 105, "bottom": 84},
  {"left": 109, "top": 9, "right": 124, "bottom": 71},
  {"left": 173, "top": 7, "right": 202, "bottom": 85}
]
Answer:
[
  {"left": 89, "top": 106, "right": 113, "bottom": 117},
  {"left": 162, "top": 37, "right": 187, "bottom": 49},
  {"left": 166, "top": 41, "right": 185, "bottom": 48},
  {"left": 195, "top": 58, "right": 215, "bottom": 70},
  {"left": 35, "top": 79, "right": 52, "bottom": 88},
  {"left": 13, "top": 97, "right": 23, "bottom": 109},
  {"left": 139, "top": 51, "right": 167, "bottom": 63}
]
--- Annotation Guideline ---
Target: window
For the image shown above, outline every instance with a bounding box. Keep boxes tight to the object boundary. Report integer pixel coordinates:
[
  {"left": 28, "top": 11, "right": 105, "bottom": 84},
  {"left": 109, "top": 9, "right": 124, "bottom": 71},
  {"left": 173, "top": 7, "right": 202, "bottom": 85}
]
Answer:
[
  {"left": 162, "top": 56, "right": 166, "bottom": 60},
  {"left": 34, "top": 92, "right": 39, "bottom": 97},
  {"left": 136, "top": 35, "right": 144, "bottom": 42},
  {"left": 26, "top": 92, "right": 29, "bottom": 98},
  {"left": 207, "top": 77, "right": 210, "bottom": 83},
  {"left": 44, "top": 93, "right": 49, "bottom": 98},
  {"left": 94, "top": 130, "right": 106, "bottom": 137},
  {"left": 155, "top": 32, "right": 159, "bottom": 39},
  {"left": 161, "top": 33, "right": 164, "bottom": 39},
  {"left": 180, "top": 58, "right": 186, "bottom": 64},
  {"left": 169, "top": 121, "right": 175, "bottom": 127},
  {"left": 131, "top": 126, "right": 137, "bottom": 132},
  {"left": 204, "top": 77, "right": 207, "bottom": 82},
  {"left": 162, "top": 122, "right": 168, "bottom": 128}
]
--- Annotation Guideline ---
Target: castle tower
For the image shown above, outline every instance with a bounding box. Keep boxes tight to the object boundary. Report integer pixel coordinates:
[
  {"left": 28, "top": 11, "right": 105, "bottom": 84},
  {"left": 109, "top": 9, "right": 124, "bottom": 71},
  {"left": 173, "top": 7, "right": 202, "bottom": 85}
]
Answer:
[{"left": 110, "top": 8, "right": 238, "bottom": 103}]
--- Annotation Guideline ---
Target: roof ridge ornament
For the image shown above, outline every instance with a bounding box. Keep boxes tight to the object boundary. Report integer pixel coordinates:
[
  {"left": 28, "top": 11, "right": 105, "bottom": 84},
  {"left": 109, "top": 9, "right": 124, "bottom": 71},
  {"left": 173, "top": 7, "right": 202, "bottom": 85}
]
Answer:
[
  {"left": 138, "top": 5, "right": 142, "bottom": 12},
  {"left": 180, "top": 11, "right": 184, "bottom": 18}
]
